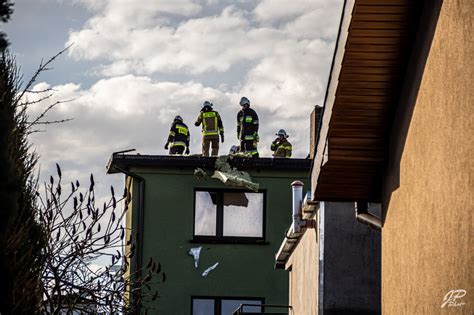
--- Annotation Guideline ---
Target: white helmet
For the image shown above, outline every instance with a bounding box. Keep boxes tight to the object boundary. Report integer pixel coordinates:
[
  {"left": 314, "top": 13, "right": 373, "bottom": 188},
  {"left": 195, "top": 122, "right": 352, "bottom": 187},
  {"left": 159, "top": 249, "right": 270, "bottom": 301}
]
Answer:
[
  {"left": 239, "top": 97, "right": 250, "bottom": 106},
  {"left": 202, "top": 101, "right": 213, "bottom": 109},
  {"left": 229, "top": 145, "right": 240, "bottom": 154},
  {"left": 276, "top": 129, "right": 288, "bottom": 138}
]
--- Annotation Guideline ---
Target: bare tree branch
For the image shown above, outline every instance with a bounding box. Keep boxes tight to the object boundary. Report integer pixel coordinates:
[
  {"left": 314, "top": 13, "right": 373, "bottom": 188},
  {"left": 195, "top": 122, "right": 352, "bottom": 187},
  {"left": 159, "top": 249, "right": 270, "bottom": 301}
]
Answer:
[
  {"left": 30, "top": 166, "right": 165, "bottom": 314},
  {"left": 14, "top": 44, "right": 72, "bottom": 108}
]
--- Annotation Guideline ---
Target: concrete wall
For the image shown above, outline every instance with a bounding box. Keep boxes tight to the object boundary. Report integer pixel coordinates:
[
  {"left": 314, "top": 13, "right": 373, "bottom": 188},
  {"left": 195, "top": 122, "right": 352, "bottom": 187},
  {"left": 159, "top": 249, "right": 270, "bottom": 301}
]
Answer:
[
  {"left": 286, "top": 228, "right": 319, "bottom": 315},
  {"left": 322, "top": 202, "right": 381, "bottom": 314},
  {"left": 381, "top": 0, "right": 474, "bottom": 314},
  {"left": 284, "top": 202, "right": 380, "bottom": 315},
  {"left": 127, "top": 166, "right": 309, "bottom": 314}
]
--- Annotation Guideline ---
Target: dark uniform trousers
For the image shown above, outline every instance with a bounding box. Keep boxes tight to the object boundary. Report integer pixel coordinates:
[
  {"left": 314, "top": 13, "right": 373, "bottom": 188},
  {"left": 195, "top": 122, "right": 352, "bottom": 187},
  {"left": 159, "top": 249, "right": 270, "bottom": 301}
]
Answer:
[
  {"left": 203, "top": 137, "right": 219, "bottom": 156},
  {"left": 240, "top": 140, "right": 259, "bottom": 158},
  {"left": 169, "top": 146, "right": 185, "bottom": 155}
]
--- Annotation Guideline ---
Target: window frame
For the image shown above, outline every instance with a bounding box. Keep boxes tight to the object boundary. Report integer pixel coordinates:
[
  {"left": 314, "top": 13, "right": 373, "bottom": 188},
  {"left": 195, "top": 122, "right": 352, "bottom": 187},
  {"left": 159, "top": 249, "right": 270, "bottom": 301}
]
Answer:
[
  {"left": 191, "top": 295, "right": 265, "bottom": 315},
  {"left": 192, "top": 188, "right": 267, "bottom": 244}
]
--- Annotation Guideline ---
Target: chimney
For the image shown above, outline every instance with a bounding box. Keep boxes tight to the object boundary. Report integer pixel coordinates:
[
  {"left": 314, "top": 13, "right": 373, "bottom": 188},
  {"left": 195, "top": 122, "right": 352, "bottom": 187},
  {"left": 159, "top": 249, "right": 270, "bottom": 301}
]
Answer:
[{"left": 310, "top": 105, "right": 323, "bottom": 159}]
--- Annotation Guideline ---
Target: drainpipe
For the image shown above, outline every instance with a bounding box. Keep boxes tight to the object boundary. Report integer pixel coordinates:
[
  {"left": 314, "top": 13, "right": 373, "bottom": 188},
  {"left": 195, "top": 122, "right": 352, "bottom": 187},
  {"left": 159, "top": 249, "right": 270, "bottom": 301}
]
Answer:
[
  {"left": 291, "top": 181, "right": 304, "bottom": 233},
  {"left": 114, "top": 164, "right": 145, "bottom": 313},
  {"left": 355, "top": 202, "right": 382, "bottom": 230},
  {"left": 291, "top": 181, "right": 315, "bottom": 232}
]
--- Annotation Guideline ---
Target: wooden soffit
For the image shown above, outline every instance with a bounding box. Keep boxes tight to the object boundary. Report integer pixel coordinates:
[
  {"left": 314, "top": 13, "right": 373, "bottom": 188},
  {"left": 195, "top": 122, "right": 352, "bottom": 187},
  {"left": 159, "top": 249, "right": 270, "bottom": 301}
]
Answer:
[{"left": 311, "top": 0, "right": 422, "bottom": 202}]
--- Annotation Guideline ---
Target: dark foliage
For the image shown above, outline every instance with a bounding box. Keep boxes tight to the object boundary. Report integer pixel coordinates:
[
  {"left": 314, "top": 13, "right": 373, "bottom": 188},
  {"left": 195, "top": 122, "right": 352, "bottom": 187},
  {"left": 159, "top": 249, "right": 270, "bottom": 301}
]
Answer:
[
  {"left": 0, "top": 0, "right": 13, "bottom": 50},
  {"left": 0, "top": 50, "right": 43, "bottom": 313}
]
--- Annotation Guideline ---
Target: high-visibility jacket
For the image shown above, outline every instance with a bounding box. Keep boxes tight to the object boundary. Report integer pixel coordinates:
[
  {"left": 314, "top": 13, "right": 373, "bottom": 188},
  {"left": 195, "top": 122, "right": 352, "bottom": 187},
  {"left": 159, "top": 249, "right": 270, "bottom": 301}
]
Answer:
[
  {"left": 195, "top": 109, "right": 224, "bottom": 140},
  {"left": 271, "top": 138, "right": 292, "bottom": 158},
  {"left": 167, "top": 121, "right": 190, "bottom": 148},
  {"left": 237, "top": 107, "right": 259, "bottom": 141}
]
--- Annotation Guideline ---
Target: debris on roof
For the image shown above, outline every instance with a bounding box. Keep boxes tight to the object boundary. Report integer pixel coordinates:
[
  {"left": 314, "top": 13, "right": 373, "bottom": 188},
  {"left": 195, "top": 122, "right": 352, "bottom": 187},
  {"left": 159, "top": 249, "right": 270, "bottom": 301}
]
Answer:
[
  {"left": 194, "top": 167, "right": 208, "bottom": 180},
  {"left": 211, "top": 156, "right": 259, "bottom": 192}
]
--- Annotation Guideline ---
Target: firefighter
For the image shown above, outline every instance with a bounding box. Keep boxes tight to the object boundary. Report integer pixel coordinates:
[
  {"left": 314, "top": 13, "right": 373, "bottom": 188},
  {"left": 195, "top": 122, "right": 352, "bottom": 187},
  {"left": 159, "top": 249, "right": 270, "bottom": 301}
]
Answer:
[
  {"left": 164, "top": 115, "right": 190, "bottom": 155},
  {"left": 236, "top": 97, "right": 259, "bottom": 157},
  {"left": 271, "top": 129, "right": 292, "bottom": 158},
  {"left": 194, "top": 101, "right": 224, "bottom": 156}
]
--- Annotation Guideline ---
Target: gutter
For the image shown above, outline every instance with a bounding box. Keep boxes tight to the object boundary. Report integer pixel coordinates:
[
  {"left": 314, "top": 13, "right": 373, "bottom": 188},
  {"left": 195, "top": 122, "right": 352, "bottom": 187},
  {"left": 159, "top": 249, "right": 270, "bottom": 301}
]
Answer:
[
  {"left": 355, "top": 202, "right": 382, "bottom": 230},
  {"left": 275, "top": 182, "right": 318, "bottom": 269}
]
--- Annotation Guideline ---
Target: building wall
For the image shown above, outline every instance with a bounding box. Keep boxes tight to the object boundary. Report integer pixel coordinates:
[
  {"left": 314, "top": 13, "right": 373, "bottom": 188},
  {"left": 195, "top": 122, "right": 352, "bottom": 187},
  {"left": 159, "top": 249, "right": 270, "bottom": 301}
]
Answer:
[
  {"left": 284, "top": 202, "right": 380, "bottom": 315},
  {"left": 322, "top": 202, "right": 381, "bottom": 314},
  {"left": 382, "top": 1, "right": 474, "bottom": 314},
  {"left": 128, "top": 166, "right": 309, "bottom": 314},
  {"left": 286, "top": 228, "right": 319, "bottom": 315}
]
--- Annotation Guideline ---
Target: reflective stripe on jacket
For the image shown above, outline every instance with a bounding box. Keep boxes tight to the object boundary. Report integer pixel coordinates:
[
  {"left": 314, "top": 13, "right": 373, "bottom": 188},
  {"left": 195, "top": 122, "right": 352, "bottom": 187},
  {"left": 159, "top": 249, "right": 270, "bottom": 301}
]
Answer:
[
  {"left": 271, "top": 139, "right": 292, "bottom": 158},
  {"left": 237, "top": 107, "right": 259, "bottom": 140},
  {"left": 167, "top": 121, "right": 190, "bottom": 147},
  {"left": 195, "top": 109, "right": 224, "bottom": 139}
]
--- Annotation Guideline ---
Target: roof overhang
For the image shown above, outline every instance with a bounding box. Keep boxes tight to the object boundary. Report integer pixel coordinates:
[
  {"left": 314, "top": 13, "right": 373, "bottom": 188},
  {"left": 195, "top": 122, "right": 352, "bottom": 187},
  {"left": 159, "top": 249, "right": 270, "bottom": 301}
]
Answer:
[{"left": 311, "top": 0, "right": 423, "bottom": 202}]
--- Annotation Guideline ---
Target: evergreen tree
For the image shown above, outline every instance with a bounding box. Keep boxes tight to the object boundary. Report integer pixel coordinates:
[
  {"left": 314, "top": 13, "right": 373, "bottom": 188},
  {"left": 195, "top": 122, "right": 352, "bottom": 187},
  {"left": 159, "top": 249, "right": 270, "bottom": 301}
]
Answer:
[{"left": 0, "top": 51, "right": 45, "bottom": 312}]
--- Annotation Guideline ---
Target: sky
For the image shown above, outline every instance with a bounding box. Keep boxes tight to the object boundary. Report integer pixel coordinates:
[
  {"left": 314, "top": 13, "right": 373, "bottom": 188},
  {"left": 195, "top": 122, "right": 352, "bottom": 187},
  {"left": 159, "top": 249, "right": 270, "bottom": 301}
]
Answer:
[{"left": 3, "top": 0, "right": 343, "bottom": 203}]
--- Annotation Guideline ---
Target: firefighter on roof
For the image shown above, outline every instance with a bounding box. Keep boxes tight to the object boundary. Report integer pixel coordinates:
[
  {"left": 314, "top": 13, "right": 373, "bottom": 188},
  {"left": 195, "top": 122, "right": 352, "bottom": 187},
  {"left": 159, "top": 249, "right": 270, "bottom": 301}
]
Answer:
[
  {"left": 237, "top": 97, "right": 259, "bottom": 157},
  {"left": 195, "top": 101, "right": 224, "bottom": 156},
  {"left": 164, "top": 115, "right": 190, "bottom": 155},
  {"left": 271, "top": 129, "right": 292, "bottom": 158}
]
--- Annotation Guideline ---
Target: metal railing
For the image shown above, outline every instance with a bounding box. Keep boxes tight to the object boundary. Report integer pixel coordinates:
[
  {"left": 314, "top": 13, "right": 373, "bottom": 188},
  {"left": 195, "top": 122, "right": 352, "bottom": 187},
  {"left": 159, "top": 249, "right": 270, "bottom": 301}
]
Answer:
[{"left": 232, "top": 303, "right": 292, "bottom": 315}]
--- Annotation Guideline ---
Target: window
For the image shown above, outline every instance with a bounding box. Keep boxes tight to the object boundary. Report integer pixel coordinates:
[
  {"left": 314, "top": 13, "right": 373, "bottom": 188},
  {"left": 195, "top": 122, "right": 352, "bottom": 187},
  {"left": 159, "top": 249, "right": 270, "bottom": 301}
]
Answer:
[
  {"left": 192, "top": 297, "right": 263, "bottom": 315},
  {"left": 194, "top": 190, "right": 265, "bottom": 242}
]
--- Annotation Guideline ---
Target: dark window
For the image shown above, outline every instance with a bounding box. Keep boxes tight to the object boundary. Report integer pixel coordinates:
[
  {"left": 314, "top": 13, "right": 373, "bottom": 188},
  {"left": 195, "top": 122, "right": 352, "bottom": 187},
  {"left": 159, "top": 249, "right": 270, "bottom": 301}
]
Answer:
[
  {"left": 192, "top": 297, "right": 263, "bottom": 315},
  {"left": 193, "top": 189, "right": 265, "bottom": 242}
]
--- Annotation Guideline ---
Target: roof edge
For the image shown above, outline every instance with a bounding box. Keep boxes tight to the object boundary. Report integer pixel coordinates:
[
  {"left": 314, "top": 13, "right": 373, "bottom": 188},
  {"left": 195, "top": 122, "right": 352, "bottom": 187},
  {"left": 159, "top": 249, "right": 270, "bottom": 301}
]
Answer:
[{"left": 107, "top": 154, "right": 312, "bottom": 174}]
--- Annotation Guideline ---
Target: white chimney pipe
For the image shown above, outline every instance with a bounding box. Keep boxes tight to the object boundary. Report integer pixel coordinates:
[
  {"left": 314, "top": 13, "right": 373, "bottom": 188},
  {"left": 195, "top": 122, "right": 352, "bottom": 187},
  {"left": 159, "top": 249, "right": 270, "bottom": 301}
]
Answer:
[{"left": 291, "top": 181, "right": 304, "bottom": 233}]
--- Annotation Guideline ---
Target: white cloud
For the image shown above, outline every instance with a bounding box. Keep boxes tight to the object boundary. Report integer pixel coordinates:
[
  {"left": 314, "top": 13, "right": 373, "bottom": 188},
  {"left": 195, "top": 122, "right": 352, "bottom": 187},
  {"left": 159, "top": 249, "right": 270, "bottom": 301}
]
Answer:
[
  {"left": 68, "top": 5, "right": 257, "bottom": 75},
  {"left": 67, "top": 0, "right": 203, "bottom": 62},
  {"left": 240, "top": 37, "right": 333, "bottom": 120},
  {"left": 66, "top": 1, "right": 342, "bottom": 77},
  {"left": 253, "top": 0, "right": 324, "bottom": 23},
  {"left": 284, "top": 5, "right": 342, "bottom": 40}
]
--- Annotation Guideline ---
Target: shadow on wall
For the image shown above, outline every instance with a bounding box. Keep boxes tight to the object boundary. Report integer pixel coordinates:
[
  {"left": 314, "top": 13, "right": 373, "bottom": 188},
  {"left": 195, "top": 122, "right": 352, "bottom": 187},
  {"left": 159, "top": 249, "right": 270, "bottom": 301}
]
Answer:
[{"left": 381, "top": 0, "right": 444, "bottom": 224}]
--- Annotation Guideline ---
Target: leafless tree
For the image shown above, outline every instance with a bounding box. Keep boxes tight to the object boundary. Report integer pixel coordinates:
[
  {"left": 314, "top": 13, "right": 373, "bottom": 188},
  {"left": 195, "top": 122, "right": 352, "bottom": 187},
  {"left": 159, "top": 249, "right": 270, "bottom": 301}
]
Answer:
[{"left": 35, "top": 165, "right": 164, "bottom": 314}]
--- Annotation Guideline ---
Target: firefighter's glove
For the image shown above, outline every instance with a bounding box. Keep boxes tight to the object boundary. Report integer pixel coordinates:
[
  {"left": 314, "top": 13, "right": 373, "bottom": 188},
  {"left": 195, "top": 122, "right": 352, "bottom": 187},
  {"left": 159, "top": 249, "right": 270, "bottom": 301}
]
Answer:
[
  {"left": 164, "top": 142, "right": 169, "bottom": 150},
  {"left": 185, "top": 147, "right": 190, "bottom": 155},
  {"left": 220, "top": 133, "right": 224, "bottom": 143},
  {"left": 255, "top": 134, "right": 260, "bottom": 142}
]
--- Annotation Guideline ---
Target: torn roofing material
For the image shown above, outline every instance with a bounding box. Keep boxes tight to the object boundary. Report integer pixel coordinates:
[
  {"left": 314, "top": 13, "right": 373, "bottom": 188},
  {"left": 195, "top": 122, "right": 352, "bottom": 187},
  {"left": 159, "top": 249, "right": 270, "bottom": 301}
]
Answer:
[{"left": 212, "top": 156, "right": 259, "bottom": 192}]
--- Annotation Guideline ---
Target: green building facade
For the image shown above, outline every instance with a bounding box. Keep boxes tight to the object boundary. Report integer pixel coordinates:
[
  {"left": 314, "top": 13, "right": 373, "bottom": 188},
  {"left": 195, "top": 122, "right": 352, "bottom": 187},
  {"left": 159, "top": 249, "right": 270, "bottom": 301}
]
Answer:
[{"left": 107, "top": 154, "right": 310, "bottom": 314}]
